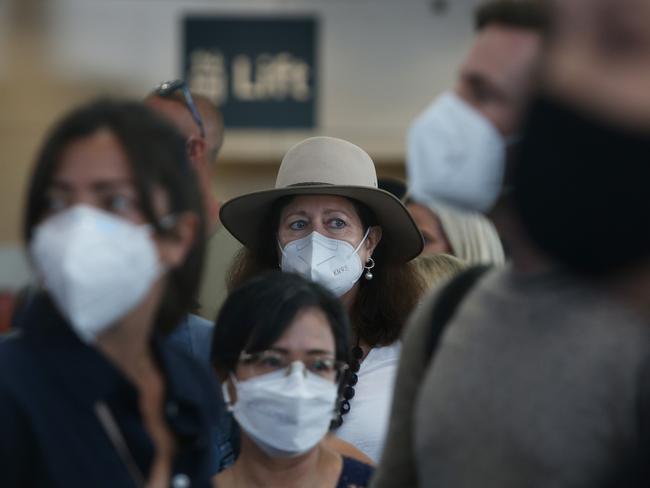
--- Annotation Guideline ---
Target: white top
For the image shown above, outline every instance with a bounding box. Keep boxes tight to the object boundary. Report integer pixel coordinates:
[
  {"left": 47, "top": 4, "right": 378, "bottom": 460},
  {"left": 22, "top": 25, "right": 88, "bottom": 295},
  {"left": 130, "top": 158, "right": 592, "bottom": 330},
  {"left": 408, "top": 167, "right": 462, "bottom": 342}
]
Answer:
[{"left": 334, "top": 341, "right": 402, "bottom": 463}]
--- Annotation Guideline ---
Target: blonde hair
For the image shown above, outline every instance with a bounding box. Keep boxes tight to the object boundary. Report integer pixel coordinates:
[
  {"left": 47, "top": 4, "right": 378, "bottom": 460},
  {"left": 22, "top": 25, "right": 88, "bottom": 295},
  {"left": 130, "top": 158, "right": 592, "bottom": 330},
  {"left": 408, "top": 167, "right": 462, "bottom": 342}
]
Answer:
[
  {"left": 412, "top": 253, "right": 467, "bottom": 291},
  {"left": 426, "top": 201, "right": 505, "bottom": 266}
]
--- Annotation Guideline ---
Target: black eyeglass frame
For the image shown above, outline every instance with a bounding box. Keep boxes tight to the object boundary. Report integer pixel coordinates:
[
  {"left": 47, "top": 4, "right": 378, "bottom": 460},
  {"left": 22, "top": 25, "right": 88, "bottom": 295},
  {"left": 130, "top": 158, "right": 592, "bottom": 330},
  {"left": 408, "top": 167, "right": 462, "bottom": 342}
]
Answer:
[{"left": 154, "top": 80, "right": 206, "bottom": 139}]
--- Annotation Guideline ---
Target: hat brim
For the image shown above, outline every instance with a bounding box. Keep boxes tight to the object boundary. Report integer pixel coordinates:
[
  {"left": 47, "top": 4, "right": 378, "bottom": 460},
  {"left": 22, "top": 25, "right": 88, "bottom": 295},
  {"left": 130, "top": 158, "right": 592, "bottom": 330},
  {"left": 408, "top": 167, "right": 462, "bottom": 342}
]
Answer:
[{"left": 220, "top": 185, "right": 424, "bottom": 262}]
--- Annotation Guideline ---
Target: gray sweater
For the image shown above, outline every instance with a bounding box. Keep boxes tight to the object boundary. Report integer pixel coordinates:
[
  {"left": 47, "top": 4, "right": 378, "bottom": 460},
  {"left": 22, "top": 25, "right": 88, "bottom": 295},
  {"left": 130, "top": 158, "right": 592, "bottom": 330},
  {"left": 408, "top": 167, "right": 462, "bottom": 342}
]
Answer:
[{"left": 372, "top": 266, "right": 650, "bottom": 488}]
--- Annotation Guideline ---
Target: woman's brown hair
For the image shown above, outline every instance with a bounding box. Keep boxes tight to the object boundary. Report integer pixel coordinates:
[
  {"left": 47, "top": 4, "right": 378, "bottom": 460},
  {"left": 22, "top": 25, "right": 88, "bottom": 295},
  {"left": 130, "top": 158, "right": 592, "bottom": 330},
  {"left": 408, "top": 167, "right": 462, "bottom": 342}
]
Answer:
[{"left": 227, "top": 196, "right": 425, "bottom": 348}]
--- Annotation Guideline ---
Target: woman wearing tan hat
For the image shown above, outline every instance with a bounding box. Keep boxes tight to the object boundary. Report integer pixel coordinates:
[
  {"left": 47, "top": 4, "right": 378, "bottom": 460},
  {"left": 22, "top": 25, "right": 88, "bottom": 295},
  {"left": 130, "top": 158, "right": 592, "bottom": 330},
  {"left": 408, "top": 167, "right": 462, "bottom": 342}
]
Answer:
[{"left": 220, "top": 136, "right": 424, "bottom": 462}]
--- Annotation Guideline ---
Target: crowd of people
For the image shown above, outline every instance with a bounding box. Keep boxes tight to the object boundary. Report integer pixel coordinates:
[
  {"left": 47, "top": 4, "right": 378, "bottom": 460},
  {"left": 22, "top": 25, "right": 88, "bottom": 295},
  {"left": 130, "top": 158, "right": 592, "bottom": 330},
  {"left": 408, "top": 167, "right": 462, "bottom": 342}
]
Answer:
[{"left": 1, "top": 0, "right": 649, "bottom": 486}]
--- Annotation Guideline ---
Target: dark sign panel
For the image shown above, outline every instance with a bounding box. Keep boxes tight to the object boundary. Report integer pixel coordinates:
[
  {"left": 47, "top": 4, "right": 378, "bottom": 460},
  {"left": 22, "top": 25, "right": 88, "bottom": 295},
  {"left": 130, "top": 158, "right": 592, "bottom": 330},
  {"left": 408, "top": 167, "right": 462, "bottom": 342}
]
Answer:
[{"left": 183, "top": 16, "right": 318, "bottom": 129}]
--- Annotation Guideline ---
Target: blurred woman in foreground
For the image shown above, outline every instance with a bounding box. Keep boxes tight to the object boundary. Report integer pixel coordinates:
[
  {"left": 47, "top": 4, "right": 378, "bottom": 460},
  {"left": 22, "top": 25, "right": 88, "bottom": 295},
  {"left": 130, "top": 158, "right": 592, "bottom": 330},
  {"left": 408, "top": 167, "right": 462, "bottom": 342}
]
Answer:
[{"left": 0, "top": 99, "right": 220, "bottom": 487}]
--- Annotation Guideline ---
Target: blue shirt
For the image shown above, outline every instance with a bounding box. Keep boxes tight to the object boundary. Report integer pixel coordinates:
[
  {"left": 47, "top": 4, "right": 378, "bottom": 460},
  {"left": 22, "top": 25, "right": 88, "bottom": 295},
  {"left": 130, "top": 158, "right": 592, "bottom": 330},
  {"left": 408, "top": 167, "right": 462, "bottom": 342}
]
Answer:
[
  {"left": 167, "top": 314, "right": 214, "bottom": 365},
  {"left": 337, "top": 456, "right": 374, "bottom": 488},
  {"left": 167, "top": 314, "right": 236, "bottom": 472},
  {"left": 0, "top": 294, "right": 223, "bottom": 487}
]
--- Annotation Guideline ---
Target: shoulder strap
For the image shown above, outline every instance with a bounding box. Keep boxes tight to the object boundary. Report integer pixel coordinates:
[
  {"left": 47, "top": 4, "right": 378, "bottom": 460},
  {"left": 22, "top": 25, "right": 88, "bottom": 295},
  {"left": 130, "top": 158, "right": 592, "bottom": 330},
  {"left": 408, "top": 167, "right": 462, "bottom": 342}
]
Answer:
[{"left": 424, "top": 265, "right": 491, "bottom": 365}]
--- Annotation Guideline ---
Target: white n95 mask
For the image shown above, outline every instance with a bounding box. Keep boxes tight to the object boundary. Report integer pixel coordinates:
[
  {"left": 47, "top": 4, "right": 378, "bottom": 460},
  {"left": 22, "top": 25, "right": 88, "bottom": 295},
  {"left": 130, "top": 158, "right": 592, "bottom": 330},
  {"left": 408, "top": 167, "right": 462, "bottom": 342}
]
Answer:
[
  {"left": 224, "top": 362, "right": 338, "bottom": 458},
  {"left": 279, "top": 229, "right": 370, "bottom": 296},
  {"left": 29, "top": 205, "right": 162, "bottom": 343},
  {"left": 406, "top": 91, "right": 506, "bottom": 213}
]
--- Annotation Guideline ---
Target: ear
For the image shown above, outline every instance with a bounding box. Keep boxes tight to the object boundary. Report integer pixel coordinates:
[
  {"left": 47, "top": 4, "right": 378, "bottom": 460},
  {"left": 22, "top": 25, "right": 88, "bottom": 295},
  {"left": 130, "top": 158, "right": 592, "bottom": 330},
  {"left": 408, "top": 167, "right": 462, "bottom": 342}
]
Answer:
[
  {"left": 156, "top": 211, "right": 199, "bottom": 269},
  {"left": 186, "top": 135, "right": 207, "bottom": 166},
  {"left": 363, "top": 225, "right": 382, "bottom": 259},
  {"left": 226, "top": 376, "right": 237, "bottom": 404}
]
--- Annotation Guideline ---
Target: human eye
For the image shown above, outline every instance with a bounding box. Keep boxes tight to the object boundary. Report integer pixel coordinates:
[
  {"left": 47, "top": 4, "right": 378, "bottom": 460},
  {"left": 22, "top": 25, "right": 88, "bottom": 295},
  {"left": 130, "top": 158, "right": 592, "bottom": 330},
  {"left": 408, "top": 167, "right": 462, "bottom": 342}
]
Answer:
[
  {"left": 328, "top": 218, "right": 346, "bottom": 229},
  {"left": 105, "top": 193, "right": 136, "bottom": 215},
  {"left": 259, "top": 354, "right": 284, "bottom": 368},
  {"left": 422, "top": 232, "right": 436, "bottom": 246},
  {"left": 44, "top": 193, "right": 68, "bottom": 214},
  {"left": 289, "top": 219, "right": 308, "bottom": 231},
  {"left": 308, "top": 358, "right": 335, "bottom": 376},
  {"left": 241, "top": 351, "right": 287, "bottom": 374}
]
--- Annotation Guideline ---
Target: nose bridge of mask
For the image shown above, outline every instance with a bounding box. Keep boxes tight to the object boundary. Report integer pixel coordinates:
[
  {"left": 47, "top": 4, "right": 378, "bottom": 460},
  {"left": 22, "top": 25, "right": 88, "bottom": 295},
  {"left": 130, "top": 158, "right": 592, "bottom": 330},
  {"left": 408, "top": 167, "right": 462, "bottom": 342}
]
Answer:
[
  {"left": 287, "top": 360, "right": 307, "bottom": 377},
  {"left": 286, "top": 228, "right": 370, "bottom": 257},
  {"left": 278, "top": 233, "right": 343, "bottom": 272}
]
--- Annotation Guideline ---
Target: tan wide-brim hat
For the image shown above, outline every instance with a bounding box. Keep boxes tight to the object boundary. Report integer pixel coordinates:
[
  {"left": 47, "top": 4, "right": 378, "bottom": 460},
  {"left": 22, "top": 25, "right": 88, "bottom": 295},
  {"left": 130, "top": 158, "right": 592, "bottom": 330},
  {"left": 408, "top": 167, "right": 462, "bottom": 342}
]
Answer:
[{"left": 220, "top": 136, "right": 424, "bottom": 262}]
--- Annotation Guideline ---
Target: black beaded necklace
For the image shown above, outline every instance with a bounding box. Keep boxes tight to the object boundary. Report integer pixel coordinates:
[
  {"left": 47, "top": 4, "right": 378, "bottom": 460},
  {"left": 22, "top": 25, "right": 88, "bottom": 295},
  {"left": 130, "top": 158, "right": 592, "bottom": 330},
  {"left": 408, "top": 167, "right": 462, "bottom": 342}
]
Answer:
[{"left": 333, "top": 344, "right": 364, "bottom": 428}]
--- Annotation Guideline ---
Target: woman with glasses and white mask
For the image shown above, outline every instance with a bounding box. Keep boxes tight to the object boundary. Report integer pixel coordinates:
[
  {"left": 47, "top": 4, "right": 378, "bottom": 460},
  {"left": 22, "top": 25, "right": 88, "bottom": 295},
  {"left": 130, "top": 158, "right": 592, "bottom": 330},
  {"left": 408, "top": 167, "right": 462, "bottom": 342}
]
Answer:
[
  {"left": 220, "top": 137, "right": 424, "bottom": 462},
  {"left": 211, "top": 271, "right": 374, "bottom": 488},
  {"left": 0, "top": 99, "right": 223, "bottom": 487}
]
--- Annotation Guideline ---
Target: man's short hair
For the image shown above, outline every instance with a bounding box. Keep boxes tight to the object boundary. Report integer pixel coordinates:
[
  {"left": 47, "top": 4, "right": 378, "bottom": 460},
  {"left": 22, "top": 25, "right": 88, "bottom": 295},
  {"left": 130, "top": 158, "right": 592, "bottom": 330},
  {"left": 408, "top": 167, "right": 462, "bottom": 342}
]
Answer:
[{"left": 475, "top": 0, "right": 550, "bottom": 33}]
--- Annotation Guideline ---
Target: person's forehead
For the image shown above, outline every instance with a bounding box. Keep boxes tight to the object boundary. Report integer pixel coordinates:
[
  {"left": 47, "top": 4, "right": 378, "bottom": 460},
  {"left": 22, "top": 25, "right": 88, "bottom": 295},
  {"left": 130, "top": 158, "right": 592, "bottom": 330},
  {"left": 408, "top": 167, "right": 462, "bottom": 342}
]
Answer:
[
  {"left": 272, "top": 307, "right": 335, "bottom": 351},
  {"left": 282, "top": 195, "right": 358, "bottom": 214},
  {"left": 543, "top": 0, "right": 650, "bottom": 129},
  {"left": 461, "top": 25, "right": 542, "bottom": 89},
  {"left": 54, "top": 130, "right": 134, "bottom": 184}
]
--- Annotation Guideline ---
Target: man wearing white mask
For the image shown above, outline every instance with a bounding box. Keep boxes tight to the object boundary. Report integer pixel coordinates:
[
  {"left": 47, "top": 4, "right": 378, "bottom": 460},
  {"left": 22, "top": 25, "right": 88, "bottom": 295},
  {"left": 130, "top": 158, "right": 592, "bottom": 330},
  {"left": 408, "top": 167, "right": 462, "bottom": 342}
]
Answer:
[
  {"left": 407, "top": 0, "right": 544, "bottom": 213},
  {"left": 375, "top": 1, "right": 548, "bottom": 486}
]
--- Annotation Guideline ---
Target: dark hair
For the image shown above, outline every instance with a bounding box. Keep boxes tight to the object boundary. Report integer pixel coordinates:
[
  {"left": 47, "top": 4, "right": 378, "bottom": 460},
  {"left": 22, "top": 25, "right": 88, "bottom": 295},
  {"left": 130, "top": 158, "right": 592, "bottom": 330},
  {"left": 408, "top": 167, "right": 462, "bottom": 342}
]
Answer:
[
  {"left": 24, "top": 98, "right": 206, "bottom": 333},
  {"left": 211, "top": 271, "right": 351, "bottom": 377},
  {"left": 227, "top": 196, "right": 424, "bottom": 348},
  {"left": 378, "top": 178, "right": 408, "bottom": 202},
  {"left": 475, "top": 0, "right": 550, "bottom": 33}
]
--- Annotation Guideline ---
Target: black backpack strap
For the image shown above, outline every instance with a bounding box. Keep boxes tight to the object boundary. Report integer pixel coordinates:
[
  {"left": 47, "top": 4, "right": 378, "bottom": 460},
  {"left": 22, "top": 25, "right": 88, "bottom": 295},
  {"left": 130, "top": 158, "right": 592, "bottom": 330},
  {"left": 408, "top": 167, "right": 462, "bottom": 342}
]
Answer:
[{"left": 424, "top": 265, "right": 491, "bottom": 365}]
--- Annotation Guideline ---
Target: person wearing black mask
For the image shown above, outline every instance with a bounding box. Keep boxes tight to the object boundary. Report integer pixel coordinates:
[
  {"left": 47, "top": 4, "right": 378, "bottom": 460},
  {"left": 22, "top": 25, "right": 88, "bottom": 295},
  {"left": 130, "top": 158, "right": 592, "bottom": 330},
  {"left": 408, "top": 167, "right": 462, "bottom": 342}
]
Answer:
[
  {"left": 514, "top": 0, "right": 650, "bottom": 320},
  {"left": 513, "top": 0, "right": 650, "bottom": 484},
  {"left": 374, "top": 1, "right": 650, "bottom": 486}
]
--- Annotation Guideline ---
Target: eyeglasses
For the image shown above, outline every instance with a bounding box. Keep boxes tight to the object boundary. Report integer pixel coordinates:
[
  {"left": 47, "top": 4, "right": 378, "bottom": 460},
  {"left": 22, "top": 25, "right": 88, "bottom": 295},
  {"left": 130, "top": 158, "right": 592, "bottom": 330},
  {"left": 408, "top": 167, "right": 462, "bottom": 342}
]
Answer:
[
  {"left": 239, "top": 350, "right": 348, "bottom": 382},
  {"left": 154, "top": 80, "right": 206, "bottom": 138}
]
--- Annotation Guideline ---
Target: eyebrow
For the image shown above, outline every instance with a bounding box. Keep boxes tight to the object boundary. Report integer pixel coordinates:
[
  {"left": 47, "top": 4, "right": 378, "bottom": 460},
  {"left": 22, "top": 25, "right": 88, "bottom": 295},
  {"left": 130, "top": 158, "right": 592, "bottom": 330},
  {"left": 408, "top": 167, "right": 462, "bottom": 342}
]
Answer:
[
  {"left": 323, "top": 208, "right": 351, "bottom": 216},
  {"left": 269, "top": 347, "right": 335, "bottom": 356},
  {"left": 49, "top": 179, "right": 136, "bottom": 193},
  {"left": 282, "top": 208, "right": 351, "bottom": 218},
  {"left": 462, "top": 71, "right": 509, "bottom": 103}
]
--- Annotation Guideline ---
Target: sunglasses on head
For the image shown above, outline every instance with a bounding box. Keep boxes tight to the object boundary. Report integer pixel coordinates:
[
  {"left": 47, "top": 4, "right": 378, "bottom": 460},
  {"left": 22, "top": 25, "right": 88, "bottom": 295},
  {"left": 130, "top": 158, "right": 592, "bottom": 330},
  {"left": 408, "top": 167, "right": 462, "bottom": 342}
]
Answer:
[{"left": 154, "top": 80, "right": 206, "bottom": 138}]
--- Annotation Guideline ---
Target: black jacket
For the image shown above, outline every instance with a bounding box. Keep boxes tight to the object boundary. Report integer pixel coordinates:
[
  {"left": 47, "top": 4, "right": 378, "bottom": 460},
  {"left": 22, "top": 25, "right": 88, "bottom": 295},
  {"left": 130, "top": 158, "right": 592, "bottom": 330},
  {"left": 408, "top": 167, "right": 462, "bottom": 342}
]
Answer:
[{"left": 0, "top": 294, "right": 222, "bottom": 487}]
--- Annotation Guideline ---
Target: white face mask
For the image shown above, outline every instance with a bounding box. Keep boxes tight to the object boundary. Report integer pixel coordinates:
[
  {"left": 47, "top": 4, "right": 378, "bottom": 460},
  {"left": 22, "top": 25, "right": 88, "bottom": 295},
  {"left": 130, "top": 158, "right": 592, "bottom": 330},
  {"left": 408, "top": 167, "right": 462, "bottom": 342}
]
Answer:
[
  {"left": 29, "top": 205, "right": 162, "bottom": 344},
  {"left": 279, "top": 229, "right": 370, "bottom": 297},
  {"left": 224, "top": 362, "right": 338, "bottom": 458},
  {"left": 406, "top": 91, "right": 506, "bottom": 212}
]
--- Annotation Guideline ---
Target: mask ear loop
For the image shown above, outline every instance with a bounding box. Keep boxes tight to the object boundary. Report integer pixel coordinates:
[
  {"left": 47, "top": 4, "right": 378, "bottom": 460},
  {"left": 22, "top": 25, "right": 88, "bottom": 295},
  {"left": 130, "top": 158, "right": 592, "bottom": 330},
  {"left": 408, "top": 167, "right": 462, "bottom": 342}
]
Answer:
[
  {"left": 351, "top": 227, "right": 371, "bottom": 257},
  {"left": 222, "top": 373, "right": 238, "bottom": 412}
]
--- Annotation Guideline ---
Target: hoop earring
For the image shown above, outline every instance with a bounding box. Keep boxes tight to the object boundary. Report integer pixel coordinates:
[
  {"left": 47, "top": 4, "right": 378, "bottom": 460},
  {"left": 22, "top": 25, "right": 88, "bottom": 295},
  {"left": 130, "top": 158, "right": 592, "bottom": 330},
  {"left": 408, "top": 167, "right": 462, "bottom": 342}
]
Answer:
[{"left": 364, "top": 257, "right": 375, "bottom": 280}]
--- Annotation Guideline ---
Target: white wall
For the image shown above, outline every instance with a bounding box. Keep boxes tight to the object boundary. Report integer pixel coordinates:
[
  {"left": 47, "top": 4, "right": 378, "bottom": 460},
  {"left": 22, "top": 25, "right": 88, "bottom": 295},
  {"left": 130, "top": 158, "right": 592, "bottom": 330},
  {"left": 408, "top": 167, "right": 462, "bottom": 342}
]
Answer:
[
  {"left": 0, "top": 0, "right": 481, "bottom": 287},
  {"left": 46, "top": 0, "right": 478, "bottom": 159}
]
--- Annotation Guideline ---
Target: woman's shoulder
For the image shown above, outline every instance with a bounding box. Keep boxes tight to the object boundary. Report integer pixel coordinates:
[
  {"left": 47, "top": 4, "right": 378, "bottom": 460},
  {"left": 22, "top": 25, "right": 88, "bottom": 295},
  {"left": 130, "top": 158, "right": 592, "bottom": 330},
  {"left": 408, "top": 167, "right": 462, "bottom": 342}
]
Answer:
[
  {"left": 361, "top": 341, "right": 401, "bottom": 373},
  {"left": 0, "top": 331, "right": 39, "bottom": 385},
  {"left": 336, "top": 456, "right": 375, "bottom": 488}
]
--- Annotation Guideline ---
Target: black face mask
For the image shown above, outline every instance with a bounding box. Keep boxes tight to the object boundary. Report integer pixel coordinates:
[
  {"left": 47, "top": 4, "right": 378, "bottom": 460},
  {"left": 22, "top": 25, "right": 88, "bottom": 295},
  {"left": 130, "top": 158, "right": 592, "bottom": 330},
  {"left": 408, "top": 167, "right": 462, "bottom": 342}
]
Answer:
[{"left": 513, "top": 94, "right": 650, "bottom": 277}]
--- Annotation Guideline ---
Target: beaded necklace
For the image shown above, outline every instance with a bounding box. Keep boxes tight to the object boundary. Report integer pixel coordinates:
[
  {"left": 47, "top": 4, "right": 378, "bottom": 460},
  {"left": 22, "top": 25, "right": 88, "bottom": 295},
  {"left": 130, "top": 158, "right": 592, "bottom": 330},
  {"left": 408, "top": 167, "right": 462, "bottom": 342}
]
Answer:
[{"left": 333, "top": 345, "right": 363, "bottom": 427}]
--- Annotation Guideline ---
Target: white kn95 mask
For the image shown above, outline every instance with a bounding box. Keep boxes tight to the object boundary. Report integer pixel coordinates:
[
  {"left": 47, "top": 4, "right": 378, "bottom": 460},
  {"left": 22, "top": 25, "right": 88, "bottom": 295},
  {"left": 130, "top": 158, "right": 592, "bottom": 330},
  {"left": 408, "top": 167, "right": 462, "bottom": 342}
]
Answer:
[
  {"left": 30, "top": 205, "right": 162, "bottom": 343},
  {"left": 279, "top": 229, "right": 370, "bottom": 296}
]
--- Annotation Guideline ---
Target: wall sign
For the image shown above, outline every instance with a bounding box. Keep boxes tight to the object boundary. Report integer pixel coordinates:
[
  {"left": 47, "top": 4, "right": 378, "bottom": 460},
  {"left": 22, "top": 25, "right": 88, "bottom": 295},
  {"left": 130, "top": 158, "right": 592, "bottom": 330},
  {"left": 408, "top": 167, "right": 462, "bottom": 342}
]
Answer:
[{"left": 184, "top": 16, "right": 318, "bottom": 129}]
